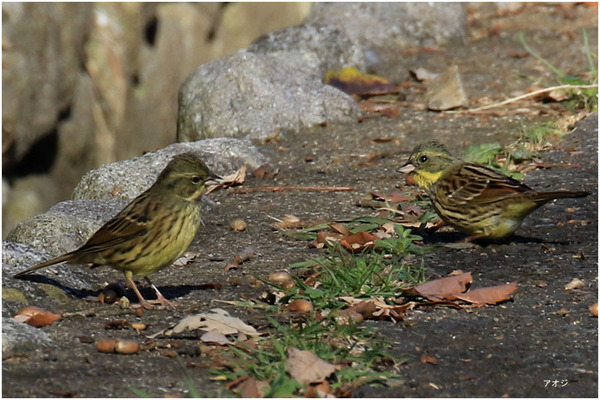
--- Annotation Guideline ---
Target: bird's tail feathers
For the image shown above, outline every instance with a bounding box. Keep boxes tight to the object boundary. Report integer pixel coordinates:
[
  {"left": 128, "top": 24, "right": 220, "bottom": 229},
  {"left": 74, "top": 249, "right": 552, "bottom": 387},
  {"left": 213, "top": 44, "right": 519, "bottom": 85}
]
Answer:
[
  {"left": 534, "top": 190, "right": 590, "bottom": 202},
  {"left": 13, "top": 252, "right": 76, "bottom": 278}
]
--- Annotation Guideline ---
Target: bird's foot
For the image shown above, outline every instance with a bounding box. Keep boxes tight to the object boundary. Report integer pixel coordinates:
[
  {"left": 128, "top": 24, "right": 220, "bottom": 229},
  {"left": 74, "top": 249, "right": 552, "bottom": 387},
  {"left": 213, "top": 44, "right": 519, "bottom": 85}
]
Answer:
[
  {"left": 148, "top": 297, "right": 180, "bottom": 309},
  {"left": 131, "top": 300, "right": 155, "bottom": 310}
]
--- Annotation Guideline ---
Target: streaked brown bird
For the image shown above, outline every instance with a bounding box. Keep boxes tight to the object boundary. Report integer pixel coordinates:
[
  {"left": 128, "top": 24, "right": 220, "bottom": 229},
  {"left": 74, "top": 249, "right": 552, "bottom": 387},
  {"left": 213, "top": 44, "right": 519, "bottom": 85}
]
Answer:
[
  {"left": 399, "top": 141, "right": 590, "bottom": 241},
  {"left": 15, "top": 152, "right": 221, "bottom": 309}
]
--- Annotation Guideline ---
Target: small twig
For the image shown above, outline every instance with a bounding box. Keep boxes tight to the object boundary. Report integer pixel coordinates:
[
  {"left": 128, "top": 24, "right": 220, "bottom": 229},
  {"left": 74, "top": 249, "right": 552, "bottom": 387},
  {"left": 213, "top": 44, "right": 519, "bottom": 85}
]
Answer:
[
  {"left": 449, "top": 84, "right": 598, "bottom": 113},
  {"left": 230, "top": 185, "right": 356, "bottom": 194}
]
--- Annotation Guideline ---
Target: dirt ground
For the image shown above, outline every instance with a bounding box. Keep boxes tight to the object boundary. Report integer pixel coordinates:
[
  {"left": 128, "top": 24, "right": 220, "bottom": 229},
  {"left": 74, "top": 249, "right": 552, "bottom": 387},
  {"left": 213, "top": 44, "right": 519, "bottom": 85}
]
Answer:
[{"left": 3, "top": 4, "right": 598, "bottom": 398}]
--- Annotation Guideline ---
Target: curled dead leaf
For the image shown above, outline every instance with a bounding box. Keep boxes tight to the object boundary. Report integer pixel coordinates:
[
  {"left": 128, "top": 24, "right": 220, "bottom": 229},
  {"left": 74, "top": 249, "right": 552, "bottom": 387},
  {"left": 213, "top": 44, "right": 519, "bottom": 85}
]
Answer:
[
  {"left": 206, "top": 164, "right": 247, "bottom": 194},
  {"left": 453, "top": 282, "right": 518, "bottom": 306},
  {"left": 324, "top": 67, "right": 398, "bottom": 96},
  {"left": 310, "top": 231, "right": 344, "bottom": 248},
  {"left": 272, "top": 214, "right": 304, "bottom": 230},
  {"left": 14, "top": 306, "right": 61, "bottom": 328},
  {"left": 285, "top": 347, "right": 338, "bottom": 386},
  {"left": 329, "top": 222, "right": 352, "bottom": 236},
  {"left": 338, "top": 231, "right": 378, "bottom": 252},
  {"left": 403, "top": 272, "right": 473, "bottom": 301},
  {"left": 565, "top": 278, "right": 585, "bottom": 291},
  {"left": 420, "top": 355, "right": 438, "bottom": 365}
]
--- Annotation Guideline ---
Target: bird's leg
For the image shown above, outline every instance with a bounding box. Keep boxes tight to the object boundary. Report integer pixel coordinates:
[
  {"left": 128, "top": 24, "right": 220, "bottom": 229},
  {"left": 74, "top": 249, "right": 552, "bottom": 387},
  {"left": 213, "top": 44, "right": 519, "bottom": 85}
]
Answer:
[
  {"left": 144, "top": 277, "right": 180, "bottom": 308},
  {"left": 125, "top": 275, "right": 154, "bottom": 310},
  {"left": 464, "top": 233, "right": 486, "bottom": 243}
]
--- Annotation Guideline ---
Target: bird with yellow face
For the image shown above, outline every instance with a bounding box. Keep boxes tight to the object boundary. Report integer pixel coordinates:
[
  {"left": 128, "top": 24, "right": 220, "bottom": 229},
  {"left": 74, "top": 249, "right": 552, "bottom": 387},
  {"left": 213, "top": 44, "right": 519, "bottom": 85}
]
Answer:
[
  {"left": 399, "top": 141, "right": 589, "bottom": 241},
  {"left": 15, "top": 152, "right": 221, "bottom": 309}
]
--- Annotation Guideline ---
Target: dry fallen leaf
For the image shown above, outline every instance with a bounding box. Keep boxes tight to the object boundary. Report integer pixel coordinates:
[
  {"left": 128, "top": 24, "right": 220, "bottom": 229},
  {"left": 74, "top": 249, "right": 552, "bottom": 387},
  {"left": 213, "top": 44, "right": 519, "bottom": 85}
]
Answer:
[
  {"left": 420, "top": 355, "right": 438, "bottom": 365},
  {"left": 305, "top": 380, "right": 333, "bottom": 397},
  {"left": 403, "top": 272, "right": 473, "bottom": 301},
  {"left": 589, "top": 303, "right": 598, "bottom": 317},
  {"left": 206, "top": 165, "right": 247, "bottom": 194},
  {"left": 324, "top": 67, "right": 398, "bottom": 96},
  {"left": 200, "top": 329, "right": 233, "bottom": 345},
  {"left": 14, "top": 306, "right": 61, "bottom": 328},
  {"left": 239, "top": 376, "right": 269, "bottom": 398},
  {"left": 565, "top": 278, "right": 585, "bottom": 290},
  {"left": 310, "top": 231, "right": 344, "bottom": 248},
  {"left": 153, "top": 308, "right": 258, "bottom": 339},
  {"left": 285, "top": 347, "right": 338, "bottom": 386},
  {"left": 453, "top": 282, "right": 518, "bottom": 306},
  {"left": 338, "top": 231, "right": 378, "bottom": 252},
  {"left": 329, "top": 222, "right": 352, "bottom": 236},
  {"left": 339, "top": 296, "right": 415, "bottom": 321},
  {"left": 272, "top": 214, "right": 305, "bottom": 230}
]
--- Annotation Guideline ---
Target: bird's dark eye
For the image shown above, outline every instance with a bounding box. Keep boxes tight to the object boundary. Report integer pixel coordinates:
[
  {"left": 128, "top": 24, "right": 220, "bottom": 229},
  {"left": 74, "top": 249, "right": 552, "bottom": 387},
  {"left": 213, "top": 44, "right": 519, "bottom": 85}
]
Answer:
[
  {"left": 419, "top": 155, "right": 428, "bottom": 163},
  {"left": 191, "top": 176, "right": 202, "bottom": 184}
]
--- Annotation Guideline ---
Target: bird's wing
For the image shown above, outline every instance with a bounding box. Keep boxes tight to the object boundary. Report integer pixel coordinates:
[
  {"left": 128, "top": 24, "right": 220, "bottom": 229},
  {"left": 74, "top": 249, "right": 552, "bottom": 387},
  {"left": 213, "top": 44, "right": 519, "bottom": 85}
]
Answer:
[
  {"left": 442, "top": 163, "right": 533, "bottom": 204},
  {"left": 78, "top": 195, "right": 151, "bottom": 253}
]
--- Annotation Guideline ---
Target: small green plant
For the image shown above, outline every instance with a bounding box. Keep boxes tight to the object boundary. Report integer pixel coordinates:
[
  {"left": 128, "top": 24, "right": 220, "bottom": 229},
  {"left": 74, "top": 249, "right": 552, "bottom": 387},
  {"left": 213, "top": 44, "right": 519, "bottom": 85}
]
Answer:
[
  {"left": 211, "top": 221, "right": 426, "bottom": 396},
  {"left": 519, "top": 29, "right": 598, "bottom": 111},
  {"left": 461, "top": 119, "right": 570, "bottom": 180},
  {"left": 213, "top": 316, "right": 396, "bottom": 396}
]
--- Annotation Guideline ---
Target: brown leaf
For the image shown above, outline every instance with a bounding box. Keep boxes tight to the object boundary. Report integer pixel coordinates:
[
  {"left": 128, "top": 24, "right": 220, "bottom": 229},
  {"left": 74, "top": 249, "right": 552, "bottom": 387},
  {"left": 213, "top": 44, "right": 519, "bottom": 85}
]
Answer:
[
  {"left": 338, "top": 231, "right": 378, "bottom": 252},
  {"left": 329, "top": 222, "right": 352, "bottom": 236},
  {"left": 206, "top": 164, "right": 246, "bottom": 194},
  {"left": 589, "top": 303, "right": 598, "bottom": 317},
  {"left": 239, "top": 377, "right": 269, "bottom": 398},
  {"left": 565, "top": 278, "right": 585, "bottom": 290},
  {"left": 360, "top": 101, "right": 403, "bottom": 118},
  {"left": 14, "top": 306, "right": 61, "bottom": 328},
  {"left": 272, "top": 214, "right": 304, "bottom": 230},
  {"left": 310, "top": 231, "right": 344, "bottom": 248},
  {"left": 324, "top": 67, "right": 398, "bottom": 96},
  {"left": 404, "top": 272, "right": 473, "bottom": 301},
  {"left": 420, "top": 355, "right": 438, "bottom": 365},
  {"left": 454, "top": 282, "right": 518, "bottom": 306},
  {"left": 285, "top": 347, "right": 337, "bottom": 386},
  {"left": 305, "top": 381, "right": 332, "bottom": 397},
  {"left": 337, "top": 300, "right": 378, "bottom": 324},
  {"left": 252, "top": 164, "right": 269, "bottom": 179}
]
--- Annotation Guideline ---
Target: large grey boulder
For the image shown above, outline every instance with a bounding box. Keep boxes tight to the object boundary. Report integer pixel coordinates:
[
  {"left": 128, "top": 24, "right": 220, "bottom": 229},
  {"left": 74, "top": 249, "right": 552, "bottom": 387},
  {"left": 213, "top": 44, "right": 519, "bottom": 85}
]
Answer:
[
  {"left": 72, "top": 138, "right": 268, "bottom": 201},
  {"left": 177, "top": 50, "right": 360, "bottom": 142}
]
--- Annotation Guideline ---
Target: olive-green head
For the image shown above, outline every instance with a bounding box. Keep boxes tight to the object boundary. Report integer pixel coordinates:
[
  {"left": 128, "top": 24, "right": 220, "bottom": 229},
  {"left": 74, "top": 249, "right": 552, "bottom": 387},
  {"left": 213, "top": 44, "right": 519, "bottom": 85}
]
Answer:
[
  {"left": 156, "top": 152, "right": 221, "bottom": 201},
  {"left": 398, "top": 141, "right": 457, "bottom": 189}
]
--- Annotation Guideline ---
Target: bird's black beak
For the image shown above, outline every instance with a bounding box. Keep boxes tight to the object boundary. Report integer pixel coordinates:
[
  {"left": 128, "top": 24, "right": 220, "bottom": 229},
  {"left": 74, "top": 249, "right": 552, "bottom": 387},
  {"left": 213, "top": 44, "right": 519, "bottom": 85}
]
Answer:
[{"left": 208, "top": 171, "right": 222, "bottom": 182}]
